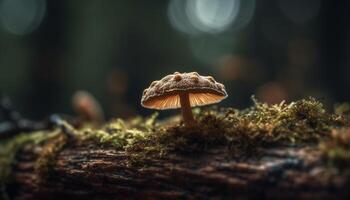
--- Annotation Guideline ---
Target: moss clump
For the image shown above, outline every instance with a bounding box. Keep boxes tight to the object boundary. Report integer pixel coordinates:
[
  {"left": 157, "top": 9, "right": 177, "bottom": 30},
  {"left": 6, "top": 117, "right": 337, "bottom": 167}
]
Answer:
[
  {"left": 224, "top": 97, "right": 336, "bottom": 149},
  {"left": 0, "top": 131, "right": 59, "bottom": 182},
  {"left": 130, "top": 97, "right": 339, "bottom": 157},
  {"left": 35, "top": 133, "right": 68, "bottom": 183},
  {"left": 334, "top": 103, "right": 350, "bottom": 126},
  {"left": 319, "top": 128, "right": 350, "bottom": 173},
  {"left": 80, "top": 97, "right": 340, "bottom": 162},
  {"left": 79, "top": 113, "right": 158, "bottom": 150}
]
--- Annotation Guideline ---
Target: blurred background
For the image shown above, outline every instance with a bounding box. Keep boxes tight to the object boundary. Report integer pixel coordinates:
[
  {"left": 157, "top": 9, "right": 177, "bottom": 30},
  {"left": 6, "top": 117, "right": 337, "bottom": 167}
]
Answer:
[{"left": 0, "top": 0, "right": 349, "bottom": 120}]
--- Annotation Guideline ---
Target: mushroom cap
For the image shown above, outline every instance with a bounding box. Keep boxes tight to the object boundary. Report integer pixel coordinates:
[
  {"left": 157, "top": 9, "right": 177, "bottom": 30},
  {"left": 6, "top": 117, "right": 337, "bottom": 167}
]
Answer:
[
  {"left": 72, "top": 90, "right": 105, "bottom": 122},
  {"left": 141, "top": 72, "right": 228, "bottom": 110}
]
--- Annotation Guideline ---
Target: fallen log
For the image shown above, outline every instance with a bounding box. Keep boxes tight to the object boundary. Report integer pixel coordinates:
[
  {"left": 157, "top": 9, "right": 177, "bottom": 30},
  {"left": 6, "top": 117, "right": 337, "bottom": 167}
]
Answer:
[
  {"left": 6, "top": 139, "right": 350, "bottom": 200},
  {"left": 2, "top": 98, "right": 350, "bottom": 200}
]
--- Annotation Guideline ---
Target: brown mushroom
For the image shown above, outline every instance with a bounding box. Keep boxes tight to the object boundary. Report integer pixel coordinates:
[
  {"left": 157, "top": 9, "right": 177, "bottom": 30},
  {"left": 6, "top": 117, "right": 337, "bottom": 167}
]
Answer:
[
  {"left": 141, "top": 72, "right": 228, "bottom": 126},
  {"left": 72, "top": 90, "right": 105, "bottom": 124}
]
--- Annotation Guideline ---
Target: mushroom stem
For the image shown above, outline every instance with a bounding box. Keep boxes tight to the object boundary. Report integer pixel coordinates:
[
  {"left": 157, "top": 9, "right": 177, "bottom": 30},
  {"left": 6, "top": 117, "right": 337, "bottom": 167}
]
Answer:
[{"left": 179, "top": 92, "right": 195, "bottom": 126}]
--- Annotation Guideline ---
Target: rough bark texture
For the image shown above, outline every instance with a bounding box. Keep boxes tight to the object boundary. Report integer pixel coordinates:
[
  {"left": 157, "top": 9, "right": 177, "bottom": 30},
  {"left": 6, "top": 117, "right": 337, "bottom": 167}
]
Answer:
[{"left": 6, "top": 136, "right": 349, "bottom": 200}]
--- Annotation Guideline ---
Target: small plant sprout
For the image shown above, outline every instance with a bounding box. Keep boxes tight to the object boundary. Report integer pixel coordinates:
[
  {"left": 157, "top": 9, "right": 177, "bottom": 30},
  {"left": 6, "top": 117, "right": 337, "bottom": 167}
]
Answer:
[{"left": 141, "top": 72, "right": 227, "bottom": 126}]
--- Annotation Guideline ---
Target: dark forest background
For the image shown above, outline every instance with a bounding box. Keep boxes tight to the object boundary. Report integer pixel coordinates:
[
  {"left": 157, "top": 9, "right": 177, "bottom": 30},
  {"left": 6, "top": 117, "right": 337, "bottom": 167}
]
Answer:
[{"left": 0, "top": 0, "right": 349, "bottom": 120}]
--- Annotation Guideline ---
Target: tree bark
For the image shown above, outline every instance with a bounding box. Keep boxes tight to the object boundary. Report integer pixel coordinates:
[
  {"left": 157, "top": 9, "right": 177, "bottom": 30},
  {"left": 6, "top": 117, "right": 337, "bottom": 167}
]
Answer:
[{"left": 7, "top": 136, "right": 350, "bottom": 200}]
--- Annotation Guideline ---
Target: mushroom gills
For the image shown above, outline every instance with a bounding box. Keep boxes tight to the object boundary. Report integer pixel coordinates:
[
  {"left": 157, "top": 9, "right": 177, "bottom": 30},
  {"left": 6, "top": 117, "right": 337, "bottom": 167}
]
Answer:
[
  {"left": 145, "top": 92, "right": 224, "bottom": 110},
  {"left": 189, "top": 93, "right": 224, "bottom": 106},
  {"left": 147, "top": 94, "right": 180, "bottom": 109}
]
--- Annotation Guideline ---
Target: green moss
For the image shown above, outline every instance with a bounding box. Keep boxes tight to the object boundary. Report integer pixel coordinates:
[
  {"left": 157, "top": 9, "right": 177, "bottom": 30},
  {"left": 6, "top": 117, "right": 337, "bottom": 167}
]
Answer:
[
  {"left": 0, "top": 96, "right": 347, "bottom": 200},
  {"left": 335, "top": 103, "right": 350, "bottom": 116},
  {"left": 0, "top": 97, "right": 349, "bottom": 191},
  {"left": 0, "top": 130, "right": 60, "bottom": 198},
  {"left": 0, "top": 131, "right": 58, "bottom": 182},
  {"left": 225, "top": 97, "right": 335, "bottom": 147},
  {"left": 80, "top": 97, "right": 341, "bottom": 164},
  {"left": 321, "top": 103, "right": 350, "bottom": 174},
  {"left": 319, "top": 128, "right": 350, "bottom": 173},
  {"left": 79, "top": 113, "right": 159, "bottom": 149},
  {"left": 1, "top": 97, "right": 344, "bottom": 185},
  {"left": 35, "top": 133, "right": 68, "bottom": 183},
  {"left": 334, "top": 103, "right": 350, "bottom": 125}
]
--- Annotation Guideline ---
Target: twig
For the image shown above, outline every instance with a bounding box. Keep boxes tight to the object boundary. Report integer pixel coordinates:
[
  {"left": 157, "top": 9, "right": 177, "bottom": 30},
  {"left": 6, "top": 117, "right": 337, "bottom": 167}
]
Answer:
[{"left": 0, "top": 95, "right": 78, "bottom": 139}]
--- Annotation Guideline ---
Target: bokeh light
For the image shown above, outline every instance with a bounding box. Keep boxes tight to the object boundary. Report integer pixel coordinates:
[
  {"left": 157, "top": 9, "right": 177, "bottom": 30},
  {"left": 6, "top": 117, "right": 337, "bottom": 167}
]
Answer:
[
  {"left": 0, "top": 0, "right": 46, "bottom": 35},
  {"left": 107, "top": 68, "right": 128, "bottom": 95},
  {"left": 217, "top": 55, "right": 249, "bottom": 81},
  {"left": 167, "top": 0, "right": 198, "bottom": 35},
  {"left": 186, "top": 0, "right": 240, "bottom": 34},
  {"left": 230, "top": 0, "right": 255, "bottom": 31},
  {"left": 216, "top": 55, "right": 265, "bottom": 84},
  {"left": 288, "top": 38, "right": 317, "bottom": 67},
  {"left": 0, "top": 1, "right": 348, "bottom": 119},
  {"left": 168, "top": 0, "right": 256, "bottom": 65},
  {"left": 189, "top": 35, "right": 238, "bottom": 65},
  {"left": 256, "top": 82, "right": 288, "bottom": 104},
  {"left": 168, "top": 0, "right": 255, "bottom": 35}
]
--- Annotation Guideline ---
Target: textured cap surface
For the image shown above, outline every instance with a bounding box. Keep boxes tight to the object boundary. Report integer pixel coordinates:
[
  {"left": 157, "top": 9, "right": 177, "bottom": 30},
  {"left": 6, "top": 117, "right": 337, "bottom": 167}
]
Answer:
[{"left": 141, "top": 72, "right": 227, "bottom": 110}]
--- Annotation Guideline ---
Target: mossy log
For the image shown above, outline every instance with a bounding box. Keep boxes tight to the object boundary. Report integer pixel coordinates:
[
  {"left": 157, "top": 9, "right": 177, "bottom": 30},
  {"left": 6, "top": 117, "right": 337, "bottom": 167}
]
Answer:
[
  {"left": 3, "top": 98, "right": 350, "bottom": 200},
  {"left": 6, "top": 138, "right": 349, "bottom": 200}
]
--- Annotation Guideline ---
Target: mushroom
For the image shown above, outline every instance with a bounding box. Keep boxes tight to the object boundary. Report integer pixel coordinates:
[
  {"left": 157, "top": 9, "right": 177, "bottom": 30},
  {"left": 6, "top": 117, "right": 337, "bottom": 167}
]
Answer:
[
  {"left": 72, "top": 90, "right": 105, "bottom": 124},
  {"left": 141, "top": 72, "right": 228, "bottom": 126}
]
